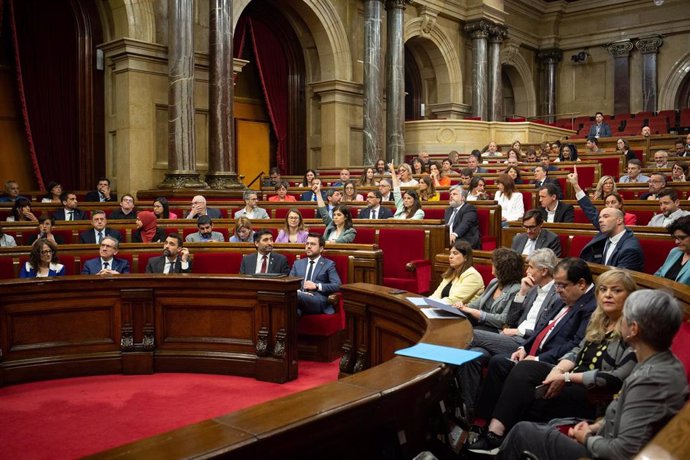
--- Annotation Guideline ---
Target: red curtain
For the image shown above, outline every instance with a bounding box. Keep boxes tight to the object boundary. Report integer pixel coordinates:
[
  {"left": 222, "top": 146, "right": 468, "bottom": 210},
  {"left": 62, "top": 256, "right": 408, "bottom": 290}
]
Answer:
[{"left": 9, "top": 0, "right": 80, "bottom": 191}]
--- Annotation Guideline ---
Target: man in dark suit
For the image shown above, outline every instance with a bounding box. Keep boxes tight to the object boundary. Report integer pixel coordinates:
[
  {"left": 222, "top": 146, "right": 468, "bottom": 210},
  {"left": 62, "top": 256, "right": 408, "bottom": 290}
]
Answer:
[
  {"left": 511, "top": 209, "right": 562, "bottom": 257},
  {"left": 289, "top": 233, "right": 341, "bottom": 316},
  {"left": 81, "top": 236, "right": 130, "bottom": 275},
  {"left": 85, "top": 177, "right": 117, "bottom": 202},
  {"left": 53, "top": 192, "right": 87, "bottom": 221},
  {"left": 145, "top": 233, "right": 192, "bottom": 274},
  {"left": 469, "top": 258, "right": 597, "bottom": 453},
  {"left": 300, "top": 178, "right": 327, "bottom": 202},
  {"left": 467, "top": 151, "right": 488, "bottom": 174},
  {"left": 240, "top": 229, "right": 290, "bottom": 275},
  {"left": 444, "top": 185, "right": 481, "bottom": 248},
  {"left": 538, "top": 183, "right": 574, "bottom": 223},
  {"left": 579, "top": 207, "right": 644, "bottom": 271},
  {"left": 186, "top": 195, "right": 222, "bottom": 219},
  {"left": 358, "top": 190, "right": 394, "bottom": 219},
  {"left": 79, "top": 210, "right": 122, "bottom": 244},
  {"left": 377, "top": 179, "right": 393, "bottom": 202},
  {"left": 586, "top": 111, "right": 611, "bottom": 138},
  {"left": 532, "top": 165, "right": 562, "bottom": 199}
]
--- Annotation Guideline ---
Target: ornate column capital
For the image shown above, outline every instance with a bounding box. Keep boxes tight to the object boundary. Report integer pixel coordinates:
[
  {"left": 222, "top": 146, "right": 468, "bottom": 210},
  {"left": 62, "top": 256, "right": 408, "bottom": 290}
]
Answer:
[
  {"left": 607, "top": 40, "right": 634, "bottom": 58},
  {"left": 464, "top": 20, "right": 492, "bottom": 40},
  {"left": 636, "top": 36, "right": 663, "bottom": 54},
  {"left": 385, "top": 0, "right": 410, "bottom": 10},
  {"left": 488, "top": 24, "right": 507, "bottom": 43},
  {"left": 537, "top": 48, "right": 563, "bottom": 64}
]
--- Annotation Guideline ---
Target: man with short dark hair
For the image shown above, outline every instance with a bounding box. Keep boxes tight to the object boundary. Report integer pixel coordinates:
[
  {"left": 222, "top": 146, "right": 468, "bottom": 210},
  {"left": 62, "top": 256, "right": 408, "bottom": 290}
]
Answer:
[
  {"left": 532, "top": 165, "right": 562, "bottom": 198},
  {"left": 234, "top": 190, "right": 269, "bottom": 219},
  {"left": 467, "top": 151, "right": 488, "bottom": 174},
  {"left": 648, "top": 189, "right": 690, "bottom": 227},
  {"left": 185, "top": 216, "right": 224, "bottom": 242},
  {"left": 79, "top": 210, "right": 122, "bottom": 244},
  {"left": 109, "top": 194, "right": 137, "bottom": 219},
  {"left": 539, "top": 152, "right": 558, "bottom": 172},
  {"left": 459, "top": 168, "right": 474, "bottom": 187},
  {"left": 585, "top": 137, "right": 602, "bottom": 153},
  {"left": 586, "top": 111, "right": 611, "bottom": 138},
  {"left": 538, "top": 184, "right": 574, "bottom": 223},
  {"left": 640, "top": 173, "right": 667, "bottom": 200},
  {"left": 331, "top": 168, "right": 351, "bottom": 187},
  {"left": 289, "top": 233, "right": 341, "bottom": 316},
  {"left": 145, "top": 233, "right": 192, "bottom": 273},
  {"left": 53, "top": 192, "right": 87, "bottom": 221},
  {"left": 262, "top": 167, "right": 281, "bottom": 187},
  {"left": 619, "top": 159, "right": 650, "bottom": 183},
  {"left": 359, "top": 190, "right": 393, "bottom": 219},
  {"left": 324, "top": 187, "right": 343, "bottom": 217},
  {"left": 511, "top": 209, "right": 561, "bottom": 257},
  {"left": 85, "top": 177, "right": 117, "bottom": 202},
  {"left": 81, "top": 236, "right": 130, "bottom": 275},
  {"left": 240, "top": 229, "right": 290, "bottom": 275}
]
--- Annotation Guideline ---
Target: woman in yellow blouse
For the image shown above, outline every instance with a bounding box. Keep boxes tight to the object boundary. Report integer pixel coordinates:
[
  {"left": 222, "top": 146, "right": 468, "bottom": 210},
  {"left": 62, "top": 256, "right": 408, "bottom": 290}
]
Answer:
[
  {"left": 418, "top": 175, "right": 440, "bottom": 201},
  {"left": 430, "top": 240, "right": 485, "bottom": 304}
]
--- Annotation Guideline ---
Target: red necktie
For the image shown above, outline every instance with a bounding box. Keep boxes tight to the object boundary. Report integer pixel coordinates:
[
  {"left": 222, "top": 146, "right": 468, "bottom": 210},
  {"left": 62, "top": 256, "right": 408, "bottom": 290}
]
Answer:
[
  {"left": 529, "top": 307, "right": 570, "bottom": 356},
  {"left": 260, "top": 255, "right": 267, "bottom": 273}
]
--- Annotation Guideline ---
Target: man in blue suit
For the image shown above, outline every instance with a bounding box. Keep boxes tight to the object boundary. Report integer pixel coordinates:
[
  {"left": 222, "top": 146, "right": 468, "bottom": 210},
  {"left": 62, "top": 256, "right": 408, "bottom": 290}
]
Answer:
[
  {"left": 81, "top": 236, "right": 131, "bottom": 275},
  {"left": 586, "top": 112, "right": 611, "bottom": 138},
  {"left": 289, "top": 233, "right": 341, "bottom": 316},
  {"left": 53, "top": 192, "right": 87, "bottom": 221},
  {"left": 358, "top": 191, "right": 394, "bottom": 219}
]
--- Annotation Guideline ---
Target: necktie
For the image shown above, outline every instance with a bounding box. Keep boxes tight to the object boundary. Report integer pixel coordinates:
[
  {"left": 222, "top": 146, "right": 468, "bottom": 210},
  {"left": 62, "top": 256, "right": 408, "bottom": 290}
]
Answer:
[
  {"left": 603, "top": 239, "right": 614, "bottom": 265},
  {"left": 305, "top": 260, "right": 315, "bottom": 282},
  {"left": 371, "top": 209, "right": 377, "bottom": 220},
  {"left": 97, "top": 231, "right": 103, "bottom": 244},
  {"left": 261, "top": 255, "right": 267, "bottom": 273},
  {"left": 68, "top": 211, "right": 74, "bottom": 221},
  {"left": 529, "top": 307, "right": 571, "bottom": 356},
  {"left": 103, "top": 261, "right": 109, "bottom": 270}
]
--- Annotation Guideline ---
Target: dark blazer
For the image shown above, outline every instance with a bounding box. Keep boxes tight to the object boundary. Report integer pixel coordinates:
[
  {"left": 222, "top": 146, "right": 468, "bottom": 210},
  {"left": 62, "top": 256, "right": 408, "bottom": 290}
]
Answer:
[
  {"left": 505, "top": 284, "right": 563, "bottom": 338},
  {"left": 444, "top": 203, "right": 481, "bottom": 249},
  {"left": 188, "top": 208, "right": 222, "bottom": 219},
  {"left": 587, "top": 122, "right": 612, "bottom": 138},
  {"left": 474, "top": 167, "right": 489, "bottom": 174},
  {"left": 521, "top": 288, "right": 596, "bottom": 364},
  {"left": 26, "top": 233, "right": 65, "bottom": 246},
  {"left": 145, "top": 255, "right": 192, "bottom": 274},
  {"left": 53, "top": 208, "right": 87, "bottom": 221},
  {"left": 81, "top": 257, "right": 131, "bottom": 275},
  {"left": 109, "top": 208, "right": 137, "bottom": 220},
  {"left": 240, "top": 252, "right": 290, "bottom": 275},
  {"left": 358, "top": 206, "right": 394, "bottom": 219},
  {"left": 579, "top": 228, "right": 644, "bottom": 271},
  {"left": 289, "top": 256, "right": 341, "bottom": 314},
  {"left": 538, "top": 201, "right": 574, "bottom": 223},
  {"left": 299, "top": 190, "right": 326, "bottom": 202},
  {"left": 132, "top": 228, "right": 166, "bottom": 243},
  {"left": 79, "top": 228, "right": 123, "bottom": 244},
  {"left": 533, "top": 177, "right": 563, "bottom": 199},
  {"left": 511, "top": 229, "right": 562, "bottom": 257},
  {"left": 85, "top": 191, "right": 118, "bottom": 202}
]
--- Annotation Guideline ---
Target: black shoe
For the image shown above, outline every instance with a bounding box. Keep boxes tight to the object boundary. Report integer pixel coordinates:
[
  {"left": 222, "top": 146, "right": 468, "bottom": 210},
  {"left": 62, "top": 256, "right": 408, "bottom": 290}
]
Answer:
[{"left": 467, "top": 430, "right": 504, "bottom": 455}]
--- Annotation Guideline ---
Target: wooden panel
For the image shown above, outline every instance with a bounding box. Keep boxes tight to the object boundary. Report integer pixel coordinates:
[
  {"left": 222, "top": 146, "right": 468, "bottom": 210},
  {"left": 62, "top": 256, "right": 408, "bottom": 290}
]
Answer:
[{"left": 236, "top": 120, "right": 270, "bottom": 189}]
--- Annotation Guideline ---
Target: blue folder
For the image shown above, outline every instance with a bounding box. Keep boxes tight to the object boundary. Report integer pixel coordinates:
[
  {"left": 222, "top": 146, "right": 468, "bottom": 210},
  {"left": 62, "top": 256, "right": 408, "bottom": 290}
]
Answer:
[{"left": 395, "top": 343, "right": 483, "bottom": 366}]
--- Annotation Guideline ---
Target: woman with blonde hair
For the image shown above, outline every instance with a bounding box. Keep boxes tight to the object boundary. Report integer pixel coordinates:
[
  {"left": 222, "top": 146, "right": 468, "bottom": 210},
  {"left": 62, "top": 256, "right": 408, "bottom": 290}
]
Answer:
[
  {"left": 397, "top": 163, "right": 418, "bottom": 186},
  {"left": 593, "top": 175, "right": 617, "bottom": 200},
  {"left": 417, "top": 175, "right": 439, "bottom": 202},
  {"left": 429, "top": 240, "right": 484, "bottom": 305},
  {"left": 229, "top": 217, "right": 254, "bottom": 242}
]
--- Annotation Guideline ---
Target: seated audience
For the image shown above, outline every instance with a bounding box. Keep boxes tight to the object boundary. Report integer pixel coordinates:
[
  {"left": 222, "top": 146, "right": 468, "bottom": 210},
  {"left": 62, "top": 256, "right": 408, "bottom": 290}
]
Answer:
[
  {"left": 538, "top": 183, "right": 574, "bottom": 223},
  {"left": 467, "top": 151, "right": 488, "bottom": 174},
  {"left": 323, "top": 187, "right": 343, "bottom": 217},
  {"left": 378, "top": 178, "right": 393, "bottom": 202},
  {"left": 342, "top": 180, "right": 364, "bottom": 202},
  {"left": 592, "top": 175, "right": 617, "bottom": 200},
  {"left": 79, "top": 211, "right": 122, "bottom": 244},
  {"left": 276, "top": 208, "right": 309, "bottom": 243},
  {"left": 459, "top": 168, "right": 474, "bottom": 187},
  {"left": 109, "top": 194, "right": 137, "bottom": 220},
  {"left": 389, "top": 163, "right": 424, "bottom": 219},
  {"left": 375, "top": 159, "right": 388, "bottom": 176},
  {"left": 145, "top": 233, "right": 191, "bottom": 274},
  {"left": 6, "top": 198, "right": 38, "bottom": 222},
  {"left": 85, "top": 177, "right": 117, "bottom": 202},
  {"left": 430, "top": 161, "right": 451, "bottom": 187},
  {"left": 19, "top": 239, "right": 66, "bottom": 278},
  {"left": 587, "top": 111, "right": 611, "bottom": 138},
  {"left": 417, "top": 175, "right": 439, "bottom": 202},
  {"left": 511, "top": 209, "right": 561, "bottom": 257},
  {"left": 359, "top": 191, "right": 393, "bottom": 219},
  {"left": 429, "top": 240, "right": 485, "bottom": 305},
  {"left": 641, "top": 125, "right": 652, "bottom": 137},
  {"left": 289, "top": 233, "right": 342, "bottom": 316},
  {"left": 495, "top": 173, "right": 524, "bottom": 225},
  {"left": 466, "top": 176, "right": 488, "bottom": 201},
  {"left": 671, "top": 161, "right": 688, "bottom": 182},
  {"left": 186, "top": 216, "right": 225, "bottom": 243},
  {"left": 504, "top": 149, "right": 521, "bottom": 167},
  {"left": 410, "top": 158, "right": 425, "bottom": 175},
  {"left": 525, "top": 148, "right": 537, "bottom": 163},
  {"left": 0, "top": 225, "right": 17, "bottom": 247},
  {"left": 619, "top": 159, "right": 649, "bottom": 183},
  {"left": 583, "top": 137, "right": 600, "bottom": 154},
  {"left": 234, "top": 190, "right": 269, "bottom": 219},
  {"left": 133, "top": 211, "right": 166, "bottom": 243},
  {"left": 418, "top": 151, "right": 431, "bottom": 170},
  {"left": 447, "top": 150, "right": 460, "bottom": 166},
  {"left": 471, "top": 269, "right": 638, "bottom": 455},
  {"left": 483, "top": 141, "right": 501, "bottom": 157},
  {"left": 654, "top": 149, "right": 670, "bottom": 169},
  {"left": 602, "top": 192, "right": 637, "bottom": 226},
  {"left": 445, "top": 185, "right": 480, "bottom": 248},
  {"left": 503, "top": 165, "right": 523, "bottom": 184},
  {"left": 26, "top": 215, "right": 65, "bottom": 246},
  {"left": 41, "top": 181, "right": 63, "bottom": 203},
  {"left": 674, "top": 138, "right": 686, "bottom": 156},
  {"left": 314, "top": 181, "right": 356, "bottom": 243},
  {"left": 186, "top": 195, "right": 222, "bottom": 219},
  {"left": 331, "top": 168, "right": 351, "bottom": 187},
  {"left": 511, "top": 140, "right": 522, "bottom": 155},
  {"left": 655, "top": 215, "right": 690, "bottom": 284},
  {"left": 152, "top": 197, "right": 178, "bottom": 219},
  {"left": 640, "top": 173, "right": 667, "bottom": 200},
  {"left": 533, "top": 165, "right": 562, "bottom": 198},
  {"left": 648, "top": 188, "right": 690, "bottom": 227},
  {"left": 496, "top": 290, "right": 688, "bottom": 460},
  {"left": 268, "top": 181, "right": 297, "bottom": 202},
  {"left": 557, "top": 143, "right": 580, "bottom": 161},
  {"left": 300, "top": 177, "right": 326, "bottom": 202},
  {"left": 228, "top": 216, "right": 254, "bottom": 243},
  {"left": 81, "top": 236, "right": 130, "bottom": 275},
  {"left": 397, "top": 163, "right": 418, "bottom": 186},
  {"left": 358, "top": 167, "right": 377, "bottom": 187},
  {"left": 441, "top": 158, "right": 457, "bottom": 176},
  {"left": 240, "top": 229, "right": 290, "bottom": 275},
  {"left": 0, "top": 180, "right": 25, "bottom": 202},
  {"left": 616, "top": 138, "right": 635, "bottom": 162},
  {"left": 301, "top": 168, "right": 318, "bottom": 189},
  {"left": 540, "top": 151, "right": 558, "bottom": 172}
]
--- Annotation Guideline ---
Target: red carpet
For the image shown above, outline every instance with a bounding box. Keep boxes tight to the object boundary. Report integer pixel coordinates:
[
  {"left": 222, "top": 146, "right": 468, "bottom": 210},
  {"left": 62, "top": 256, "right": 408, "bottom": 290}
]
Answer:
[{"left": 0, "top": 360, "right": 339, "bottom": 459}]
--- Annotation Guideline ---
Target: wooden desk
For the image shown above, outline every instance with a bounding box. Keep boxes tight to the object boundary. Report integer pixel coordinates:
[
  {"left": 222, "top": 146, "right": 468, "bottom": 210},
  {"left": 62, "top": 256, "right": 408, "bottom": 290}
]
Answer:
[{"left": 0, "top": 275, "right": 301, "bottom": 386}]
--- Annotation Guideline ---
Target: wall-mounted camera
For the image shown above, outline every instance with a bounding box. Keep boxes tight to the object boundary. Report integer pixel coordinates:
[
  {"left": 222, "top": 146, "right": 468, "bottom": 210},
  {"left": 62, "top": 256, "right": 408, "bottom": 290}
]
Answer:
[{"left": 571, "top": 50, "right": 590, "bottom": 64}]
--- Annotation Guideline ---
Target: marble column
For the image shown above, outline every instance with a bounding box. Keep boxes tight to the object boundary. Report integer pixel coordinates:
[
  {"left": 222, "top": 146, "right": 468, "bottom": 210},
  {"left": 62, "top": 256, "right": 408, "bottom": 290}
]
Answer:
[
  {"left": 205, "top": 0, "right": 242, "bottom": 189},
  {"left": 607, "top": 40, "right": 634, "bottom": 116},
  {"left": 385, "top": 0, "right": 407, "bottom": 164},
  {"left": 160, "top": 0, "right": 206, "bottom": 188},
  {"left": 636, "top": 37, "right": 663, "bottom": 113},
  {"left": 537, "top": 49, "right": 562, "bottom": 123},
  {"left": 464, "top": 20, "right": 491, "bottom": 120},
  {"left": 362, "top": 0, "right": 384, "bottom": 166},
  {"left": 488, "top": 25, "right": 507, "bottom": 121}
]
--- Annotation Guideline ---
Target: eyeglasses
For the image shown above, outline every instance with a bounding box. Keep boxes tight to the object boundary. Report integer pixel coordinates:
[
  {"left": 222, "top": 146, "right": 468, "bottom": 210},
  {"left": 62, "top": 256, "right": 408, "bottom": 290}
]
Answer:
[
  {"left": 673, "top": 234, "right": 689, "bottom": 242},
  {"left": 40, "top": 250, "right": 54, "bottom": 255}
]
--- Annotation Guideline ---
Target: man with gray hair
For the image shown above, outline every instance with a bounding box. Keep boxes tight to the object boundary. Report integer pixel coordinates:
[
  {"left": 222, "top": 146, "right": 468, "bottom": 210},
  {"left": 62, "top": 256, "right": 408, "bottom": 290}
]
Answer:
[
  {"left": 378, "top": 178, "right": 393, "bottom": 201},
  {"left": 234, "top": 190, "right": 269, "bottom": 219},
  {"left": 0, "top": 180, "right": 24, "bottom": 202},
  {"left": 187, "top": 195, "right": 222, "bottom": 219},
  {"left": 444, "top": 185, "right": 480, "bottom": 248}
]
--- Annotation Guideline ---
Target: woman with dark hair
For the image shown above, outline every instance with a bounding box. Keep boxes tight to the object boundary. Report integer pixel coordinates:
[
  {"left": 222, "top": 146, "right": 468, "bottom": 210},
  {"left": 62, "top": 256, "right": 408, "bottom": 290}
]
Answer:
[
  {"left": 133, "top": 211, "right": 166, "bottom": 243},
  {"left": 6, "top": 198, "right": 38, "bottom": 222},
  {"left": 467, "top": 176, "right": 488, "bottom": 201},
  {"left": 655, "top": 215, "right": 690, "bottom": 284},
  {"left": 616, "top": 138, "right": 635, "bottom": 162},
  {"left": 410, "top": 158, "right": 425, "bottom": 175},
  {"left": 276, "top": 208, "right": 309, "bottom": 243},
  {"left": 603, "top": 193, "right": 637, "bottom": 226},
  {"left": 429, "top": 240, "right": 485, "bottom": 305},
  {"left": 302, "top": 169, "right": 318, "bottom": 187},
  {"left": 417, "top": 175, "right": 439, "bottom": 201},
  {"left": 268, "top": 181, "right": 297, "bottom": 202},
  {"left": 26, "top": 214, "right": 65, "bottom": 245},
  {"left": 342, "top": 180, "right": 364, "bottom": 202},
  {"left": 503, "top": 165, "right": 524, "bottom": 184},
  {"left": 19, "top": 239, "right": 65, "bottom": 278},
  {"left": 314, "top": 181, "right": 356, "bottom": 243},
  {"left": 0, "top": 224, "right": 17, "bottom": 247},
  {"left": 153, "top": 197, "right": 178, "bottom": 219},
  {"left": 359, "top": 167, "right": 377, "bottom": 186},
  {"left": 671, "top": 161, "right": 688, "bottom": 182},
  {"left": 389, "top": 163, "right": 424, "bottom": 219},
  {"left": 495, "top": 173, "right": 524, "bottom": 225},
  {"left": 430, "top": 161, "right": 451, "bottom": 187},
  {"left": 557, "top": 143, "right": 579, "bottom": 162},
  {"left": 41, "top": 181, "right": 63, "bottom": 203}
]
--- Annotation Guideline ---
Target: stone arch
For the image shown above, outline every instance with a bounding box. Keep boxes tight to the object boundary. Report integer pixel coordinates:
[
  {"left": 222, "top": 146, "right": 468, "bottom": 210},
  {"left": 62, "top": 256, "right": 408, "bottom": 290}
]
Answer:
[
  {"left": 101, "top": 0, "right": 156, "bottom": 42},
  {"left": 404, "top": 17, "right": 462, "bottom": 103},
  {"left": 500, "top": 44, "right": 537, "bottom": 117},
  {"left": 659, "top": 52, "right": 690, "bottom": 110}
]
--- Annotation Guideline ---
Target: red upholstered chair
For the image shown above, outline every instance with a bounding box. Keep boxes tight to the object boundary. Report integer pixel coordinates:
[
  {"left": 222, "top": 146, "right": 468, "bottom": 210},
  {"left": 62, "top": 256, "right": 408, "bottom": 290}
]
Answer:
[
  {"left": 378, "top": 228, "right": 431, "bottom": 294},
  {"left": 274, "top": 208, "right": 289, "bottom": 219},
  {"left": 632, "top": 210, "right": 655, "bottom": 226},
  {"left": 521, "top": 192, "right": 534, "bottom": 214},
  {"left": 597, "top": 157, "right": 622, "bottom": 179},
  {"left": 570, "top": 235, "right": 591, "bottom": 258},
  {"left": 136, "top": 253, "right": 158, "bottom": 273},
  {"left": 349, "top": 207, "right": 359, "bottom": 218},
  {"left": 671, "top": 320, "right": 690, "bottom": 383},
  {"left": 477, "top": 208, "right": 497, "bottom": 250},
  {"left": 617, "top": 189, "right": 638, "bottom": 200},
  {"left": 475, "top": 263, "right": 494, "bottom": 287},
  {"left": 354, "top": 227, "right": 376, "bottom": 244},
  {"left": 0, "top": 257, "right": 16, "bottom": 279},
  {"left": 573, "top": 208, "right": 590, "bottom": 224},
  {"left": 638, "top": 238, "right": 676, "bottom": 274},
  {"left": 191, "top": 252, "right": 243, "bottom": 274},
  {"left": 423, "top": 207, "right": 446, "bottom": 219},
  {"left": 558, "top": 234, "right": 571, "bottom": 257}
]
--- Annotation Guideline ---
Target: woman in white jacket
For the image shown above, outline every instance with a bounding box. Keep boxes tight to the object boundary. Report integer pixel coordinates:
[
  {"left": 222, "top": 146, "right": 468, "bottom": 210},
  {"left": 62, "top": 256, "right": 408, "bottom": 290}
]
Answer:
[{"left": 494, "top": 173, "right": 524, "bottom": 227}]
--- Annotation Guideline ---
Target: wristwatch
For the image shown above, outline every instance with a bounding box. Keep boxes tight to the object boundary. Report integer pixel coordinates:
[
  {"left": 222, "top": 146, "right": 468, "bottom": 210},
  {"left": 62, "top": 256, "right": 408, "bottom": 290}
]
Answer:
[{"left": 564, "top": 372, "right": 572, "bottom": 383}]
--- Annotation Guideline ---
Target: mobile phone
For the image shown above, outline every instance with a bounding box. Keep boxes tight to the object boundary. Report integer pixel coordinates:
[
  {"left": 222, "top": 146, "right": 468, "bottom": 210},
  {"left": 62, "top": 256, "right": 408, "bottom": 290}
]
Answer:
[{"left": 534, "top": 384, "right": 548, "bottom": 399}]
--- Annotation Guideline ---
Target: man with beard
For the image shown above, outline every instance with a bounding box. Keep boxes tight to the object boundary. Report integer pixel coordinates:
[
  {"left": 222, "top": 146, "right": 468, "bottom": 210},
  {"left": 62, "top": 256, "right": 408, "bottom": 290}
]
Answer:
[
  {"left": 145, "top": 233, "right": 191, "bottom": 273},
  {"left": 240, "top": 229, "right": 290, "bottom": 275}
]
